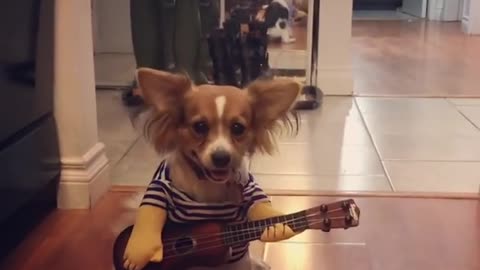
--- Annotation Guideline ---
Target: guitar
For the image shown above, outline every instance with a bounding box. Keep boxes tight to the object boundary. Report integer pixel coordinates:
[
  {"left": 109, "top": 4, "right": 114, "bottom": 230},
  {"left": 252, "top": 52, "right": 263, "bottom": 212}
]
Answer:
[{"left": 113, "top": 199, "right": 360, "bottom": 270}]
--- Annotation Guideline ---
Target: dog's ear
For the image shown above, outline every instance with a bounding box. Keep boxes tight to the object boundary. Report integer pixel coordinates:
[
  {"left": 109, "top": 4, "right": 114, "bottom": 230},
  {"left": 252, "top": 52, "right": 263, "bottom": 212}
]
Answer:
[
  {"left": 247, "top": 79, "right": 301, "bottom": 154},
  {"left": 135, "top": 68, "right": 192, "bottom": 154},
  {"left": 135, "top": 67, "right": 191, "bottom": 110}
]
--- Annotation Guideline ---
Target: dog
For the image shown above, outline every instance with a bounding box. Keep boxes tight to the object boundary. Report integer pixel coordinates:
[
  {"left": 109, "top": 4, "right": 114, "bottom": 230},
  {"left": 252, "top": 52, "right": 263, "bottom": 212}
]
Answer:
[
  {"left": 263, "top": 0, "right": 296, "bottom": 43},
  {"left": 118, "top": 68, "right": 302, "bottom": 270}
]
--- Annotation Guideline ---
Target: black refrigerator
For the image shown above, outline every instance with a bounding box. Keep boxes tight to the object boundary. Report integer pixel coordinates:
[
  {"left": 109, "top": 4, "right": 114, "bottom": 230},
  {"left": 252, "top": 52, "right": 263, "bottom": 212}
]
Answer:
[{"left": 0, "top": 0, "right": 60, "bottom": 260}]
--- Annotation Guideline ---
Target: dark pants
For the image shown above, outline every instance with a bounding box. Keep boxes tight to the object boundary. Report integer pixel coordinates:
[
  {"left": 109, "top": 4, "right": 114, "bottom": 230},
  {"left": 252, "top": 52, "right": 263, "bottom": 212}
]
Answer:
[{"left": 129, "top": 0, "right": 218, "bottom": 84}]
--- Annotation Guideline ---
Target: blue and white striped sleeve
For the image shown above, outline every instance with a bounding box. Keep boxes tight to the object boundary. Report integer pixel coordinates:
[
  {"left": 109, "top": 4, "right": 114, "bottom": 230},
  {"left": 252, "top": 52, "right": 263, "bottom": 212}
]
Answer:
[
  {"left": 140, "top": 180, "right": 169, "bottom": 209},
  {"left": 243, "top": 174, "right": 270, "bottom": 210}
]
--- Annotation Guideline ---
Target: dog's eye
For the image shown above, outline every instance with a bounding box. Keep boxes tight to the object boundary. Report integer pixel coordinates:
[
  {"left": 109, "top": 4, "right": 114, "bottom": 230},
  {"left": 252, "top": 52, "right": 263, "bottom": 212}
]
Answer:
[
  {"left": 192, "top": 121, "right": 209, "bottom": 135},
  {"left": 231, "top": 123, "right": 246, "bottom": 136}
]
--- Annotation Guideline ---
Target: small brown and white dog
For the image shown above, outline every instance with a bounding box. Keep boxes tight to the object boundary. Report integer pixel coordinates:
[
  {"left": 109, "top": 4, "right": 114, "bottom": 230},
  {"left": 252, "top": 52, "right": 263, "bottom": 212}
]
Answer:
[{"left": 117, "top": 68, "right": 302, "bottom": 270}]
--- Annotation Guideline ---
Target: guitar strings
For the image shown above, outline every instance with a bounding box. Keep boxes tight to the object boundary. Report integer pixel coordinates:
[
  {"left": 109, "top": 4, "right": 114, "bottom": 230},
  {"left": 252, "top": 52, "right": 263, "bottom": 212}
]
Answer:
[
  {"left": 161, "top": 214, "right": 349, "bottom": 250},
  {"left": 158, "top": 209, "right": 342, "bottom": 247},
  {"left": 119, "top": 206, "right": 355, "bottom": 264},
  {"left": 158, "top": 217, "right": 349, "bottom": 261},
  {"left": 161, "top": 218, "right": 312, "bottom": 259},
  {"left": 159, "top": 206, "right": 347, "bottom": 244}
]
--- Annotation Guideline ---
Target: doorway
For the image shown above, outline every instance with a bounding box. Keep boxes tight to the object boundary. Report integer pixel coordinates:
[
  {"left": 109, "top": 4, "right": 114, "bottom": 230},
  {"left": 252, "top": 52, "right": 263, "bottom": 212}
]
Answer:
[{"left": 353, "top": 0, "right": 426, "bottom": 20}]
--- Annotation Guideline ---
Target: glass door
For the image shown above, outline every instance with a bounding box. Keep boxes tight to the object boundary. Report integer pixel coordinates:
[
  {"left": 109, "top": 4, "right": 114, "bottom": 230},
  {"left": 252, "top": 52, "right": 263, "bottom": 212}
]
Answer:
[{"left": 220, "top": 0, "right": 321, "bottom": 109}]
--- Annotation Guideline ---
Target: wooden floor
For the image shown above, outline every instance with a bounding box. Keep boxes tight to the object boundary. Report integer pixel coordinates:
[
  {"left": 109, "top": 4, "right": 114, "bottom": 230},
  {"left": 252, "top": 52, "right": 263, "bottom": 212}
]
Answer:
[
  {"left": 352, "top": 20, "right": 480, "bottom": 97},
  {"left": 268, "top": 25, "right": 307, "bottom": 51},
  {"left": 270, "top": 20, "right": 480, "bottom": 97},
  {"left": 1, "top": 191, "right": 479, "bottom": 270}
]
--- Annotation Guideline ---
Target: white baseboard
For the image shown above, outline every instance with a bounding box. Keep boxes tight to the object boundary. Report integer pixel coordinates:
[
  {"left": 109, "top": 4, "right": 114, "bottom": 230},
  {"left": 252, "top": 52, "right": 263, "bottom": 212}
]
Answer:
[{"left": 57, "top": 142, "right": 111, "bottom": 209}]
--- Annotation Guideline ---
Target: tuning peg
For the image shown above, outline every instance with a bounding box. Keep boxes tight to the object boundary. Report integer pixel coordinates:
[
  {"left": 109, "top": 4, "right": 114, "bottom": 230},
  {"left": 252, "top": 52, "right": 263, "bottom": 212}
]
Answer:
[
  {"left": 320, "top": 204, "right": 328, "bottom": 213},
  {"left": 321, "top": 218, "right": 331, "bottom": 232}
]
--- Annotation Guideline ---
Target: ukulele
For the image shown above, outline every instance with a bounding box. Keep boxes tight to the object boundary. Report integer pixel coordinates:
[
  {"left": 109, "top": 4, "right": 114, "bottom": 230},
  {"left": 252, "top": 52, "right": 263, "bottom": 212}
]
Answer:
[{"left": 113, "top": 199, "right": 360, "bottom": 270}]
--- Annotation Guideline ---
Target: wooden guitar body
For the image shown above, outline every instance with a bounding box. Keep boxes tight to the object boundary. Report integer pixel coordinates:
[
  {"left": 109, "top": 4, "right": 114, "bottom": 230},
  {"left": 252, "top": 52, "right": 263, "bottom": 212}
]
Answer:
[{"left": 113, "top": 222, "right": 230, "bottom": 270}]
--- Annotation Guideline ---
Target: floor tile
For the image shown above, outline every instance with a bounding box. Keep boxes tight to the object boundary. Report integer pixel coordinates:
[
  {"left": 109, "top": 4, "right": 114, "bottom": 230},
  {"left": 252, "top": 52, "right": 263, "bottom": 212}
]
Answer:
[
  {"left": 278, "top": 97, "right": 370, "bottom": 145},
  {"left": 96, "top": 90, "right": 140, "bottom": 165},
  {"left": 372, "top": 133, "right": 480, "bottom": 161},
  {"left": 264, "top": 243, "right": 371, "bottom": 270},
  {"left": 96, "top": 90, "right": 139, "bottom": 141},
  {"left": 250, "top": 143, "right": 384, "bottom": 177},
  {"left": 254, "top": 174, "right": 391, "bottom": 193},
  {"left": 103, "top": 138, "right": 138, "bottom": 167},
  {"left": 448, "top": 98, "right": 480, "bottom": 106},
  {"left": 384, "top": 161, "right": 480, "bottom": 193},
  {"left": 356, "top": 97, "right": 480, "bottom": 161},
  {"left": 251, "top": 97, "right": 384, "bottom": 182},
  {"left": 356, "top": 97, "right": 478, "bottom": 135},
  {"left": 111, "top": 138, "right": 164, "bottom": 185},
  {"left": 456, "top": 106, "right": 480, "bottom": 129}
]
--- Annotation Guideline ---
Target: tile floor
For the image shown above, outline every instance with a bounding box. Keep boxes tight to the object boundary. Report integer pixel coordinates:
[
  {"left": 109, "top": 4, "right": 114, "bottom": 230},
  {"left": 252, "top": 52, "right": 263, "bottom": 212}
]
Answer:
[{"left": 97, "top": 90, "right": 480, "bottom": 196}]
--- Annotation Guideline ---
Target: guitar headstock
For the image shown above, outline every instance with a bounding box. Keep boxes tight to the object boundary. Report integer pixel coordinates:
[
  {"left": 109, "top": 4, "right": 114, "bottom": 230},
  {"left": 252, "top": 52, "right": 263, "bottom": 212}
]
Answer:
[{"left": 305, "top": 199, "right": 360, "bottom": 232}]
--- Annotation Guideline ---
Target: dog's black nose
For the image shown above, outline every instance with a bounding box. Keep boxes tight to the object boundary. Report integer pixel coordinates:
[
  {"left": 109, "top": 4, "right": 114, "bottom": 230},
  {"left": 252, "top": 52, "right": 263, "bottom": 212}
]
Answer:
[
  {"left": 211, "top": 150, "right": 231, "bottom": 168},
  {"left": 279, "top": 21, "right": 287, "bottom": 29}
]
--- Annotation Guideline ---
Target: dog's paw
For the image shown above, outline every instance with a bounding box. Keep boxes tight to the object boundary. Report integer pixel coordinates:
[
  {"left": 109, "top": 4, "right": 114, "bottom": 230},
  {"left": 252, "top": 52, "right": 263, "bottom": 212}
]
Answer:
[{"left": 260, "top": 223, "right": 296, "bottom": 242}]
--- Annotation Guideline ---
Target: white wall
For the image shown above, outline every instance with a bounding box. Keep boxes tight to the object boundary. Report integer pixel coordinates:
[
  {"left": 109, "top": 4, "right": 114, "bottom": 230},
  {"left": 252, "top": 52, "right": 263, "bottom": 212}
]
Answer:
[
  {"left": 92, "top": 0, "right": 133, "bottom": 53},
  {"left": 428, "top": 0, "right": 464, "bottom": 21},
  {"left": 55, "top": 0, "right": 111, "bottom": 209},
  {"left": 462, "top": 0, "right": 480, "bottom": 34}
]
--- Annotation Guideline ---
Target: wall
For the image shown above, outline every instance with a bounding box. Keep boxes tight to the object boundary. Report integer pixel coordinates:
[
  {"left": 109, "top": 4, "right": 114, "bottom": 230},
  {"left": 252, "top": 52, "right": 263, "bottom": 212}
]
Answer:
[
  {"left": 462, "top": 0, "right": 480, "bottom": 34},
  {"left": 92, "top": 0, "right": 133, "bottom": 53},
  {"left": 54, "top": 0, "right": 110, "bottom": 209},
  {"left": 428, "top": 0, "right": 463, "bottom": 21}
]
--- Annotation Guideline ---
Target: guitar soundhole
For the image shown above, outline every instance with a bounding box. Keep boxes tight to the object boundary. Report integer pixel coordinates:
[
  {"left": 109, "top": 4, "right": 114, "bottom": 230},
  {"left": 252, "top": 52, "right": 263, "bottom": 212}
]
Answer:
[{"left": 174, "top": 236, "right": 196, "bottom": 255}]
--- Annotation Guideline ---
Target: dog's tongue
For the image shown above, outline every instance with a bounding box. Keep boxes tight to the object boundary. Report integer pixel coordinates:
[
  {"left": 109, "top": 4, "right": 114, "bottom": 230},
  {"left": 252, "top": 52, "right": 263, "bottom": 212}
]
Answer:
[{"left": 210, "top": 169, "right": 230, "bottom": 181}]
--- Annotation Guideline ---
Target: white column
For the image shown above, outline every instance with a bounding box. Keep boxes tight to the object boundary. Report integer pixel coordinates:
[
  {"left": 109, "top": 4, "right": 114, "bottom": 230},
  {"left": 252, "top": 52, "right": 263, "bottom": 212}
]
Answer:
[
  {"left": 54, "top": 0, "right": 110, "bottom": 209},
  {"left": 306, "top": 0, "right": 354, "bottom": 96}
]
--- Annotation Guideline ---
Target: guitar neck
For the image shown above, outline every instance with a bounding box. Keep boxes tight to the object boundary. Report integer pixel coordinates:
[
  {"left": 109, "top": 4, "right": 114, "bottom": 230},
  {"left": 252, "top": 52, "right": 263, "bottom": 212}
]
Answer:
[
  {"left": 222, "top": 199, "right": 360, "bottom": 246},
  {"left": 223, "top": 210, "right": 309, "bottom": 245}
]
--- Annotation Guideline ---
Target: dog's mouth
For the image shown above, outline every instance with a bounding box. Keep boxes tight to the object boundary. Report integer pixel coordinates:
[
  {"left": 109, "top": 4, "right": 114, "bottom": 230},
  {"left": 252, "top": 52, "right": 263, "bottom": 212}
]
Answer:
[
  {"left": 189, "top": 151, "right": 233, "bottom": 183},
  {"left": 205, "top": 168, "right": 232, "bottom": 183}
]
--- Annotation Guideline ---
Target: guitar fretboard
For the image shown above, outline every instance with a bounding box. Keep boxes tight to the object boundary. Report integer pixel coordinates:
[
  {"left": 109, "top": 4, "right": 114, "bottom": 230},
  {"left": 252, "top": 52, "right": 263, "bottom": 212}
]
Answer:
[{"left": 223, "top": 211, "right": 309, "bottom": 245}]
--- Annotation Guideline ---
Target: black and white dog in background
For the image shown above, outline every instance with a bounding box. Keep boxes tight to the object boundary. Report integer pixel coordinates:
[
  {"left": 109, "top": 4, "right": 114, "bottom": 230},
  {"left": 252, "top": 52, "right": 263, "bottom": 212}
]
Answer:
[{"left": 264, "top": 0, "right": 296, "bottom": 43}]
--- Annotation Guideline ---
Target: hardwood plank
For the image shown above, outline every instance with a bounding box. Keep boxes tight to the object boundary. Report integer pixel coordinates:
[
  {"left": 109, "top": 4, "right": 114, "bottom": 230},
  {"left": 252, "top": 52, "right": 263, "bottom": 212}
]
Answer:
[
  {"left": 1, "top": 192, "right": 479, "bottom": 270},
  {"left": 352, "top": 21, "right": 480, "bottom": 97}
]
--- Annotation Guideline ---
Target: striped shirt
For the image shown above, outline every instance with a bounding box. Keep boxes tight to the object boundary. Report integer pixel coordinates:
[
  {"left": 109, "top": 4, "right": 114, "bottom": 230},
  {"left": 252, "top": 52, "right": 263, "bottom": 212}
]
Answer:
[{"left": 140, "top": 160, "right": 270, "bottom": 263}]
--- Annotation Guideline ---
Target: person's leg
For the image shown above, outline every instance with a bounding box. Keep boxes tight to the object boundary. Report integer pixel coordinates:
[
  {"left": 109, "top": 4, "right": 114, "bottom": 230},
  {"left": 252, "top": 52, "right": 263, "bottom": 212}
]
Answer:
[
  {"left": 124, "top": 0, "right": 163, "bottom": 106},
  {"left": 130, "top": 0, "right": 163, "bottom": 69},
  {"left": 174, "top": 0, "right": 206, "bottom": 84},
  {"left": 197, "top": 0, "right": 219, "bottom": 83},
  {"left": 159, "top": 0, "right": 177, "bottom": 71}
]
